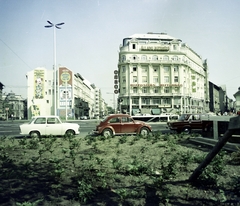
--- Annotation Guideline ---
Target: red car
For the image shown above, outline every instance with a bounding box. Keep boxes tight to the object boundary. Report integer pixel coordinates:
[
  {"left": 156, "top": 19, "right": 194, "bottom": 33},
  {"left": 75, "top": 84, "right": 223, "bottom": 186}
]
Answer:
[{"left": 93, "top": 114, "right": 152, "bottom": 137}]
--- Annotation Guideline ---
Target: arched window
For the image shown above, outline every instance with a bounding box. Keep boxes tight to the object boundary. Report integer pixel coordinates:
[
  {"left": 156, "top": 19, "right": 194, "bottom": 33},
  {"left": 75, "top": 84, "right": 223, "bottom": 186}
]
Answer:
[
  {"left": 163, "top": 55, "right": 169, "bottom": 61},
  {"left": 121, "top": 55, "right": 126, "bottom": 62},
  {"left": 152, "top": 55, "right": 158, "bottom": 61},
  {"left": 141, "top": 55, "right": 147, "bottom": 61}
]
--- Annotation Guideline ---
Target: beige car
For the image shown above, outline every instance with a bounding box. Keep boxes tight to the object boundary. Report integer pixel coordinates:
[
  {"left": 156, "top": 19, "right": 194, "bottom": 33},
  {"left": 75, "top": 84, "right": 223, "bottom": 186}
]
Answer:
[{"left": 20, "top": 116, "right": 80, "bottom": 137}]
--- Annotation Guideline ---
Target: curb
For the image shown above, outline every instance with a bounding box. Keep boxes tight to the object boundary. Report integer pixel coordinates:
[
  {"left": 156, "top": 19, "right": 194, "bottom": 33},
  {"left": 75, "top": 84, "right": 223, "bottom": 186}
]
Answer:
[{"left": 189, "top": 137, "right": 240, "bottom": 152}]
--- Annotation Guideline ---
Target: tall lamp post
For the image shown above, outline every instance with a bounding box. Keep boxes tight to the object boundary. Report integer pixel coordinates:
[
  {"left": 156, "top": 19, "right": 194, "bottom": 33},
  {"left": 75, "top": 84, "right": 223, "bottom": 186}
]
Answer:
[{"left": 45, "top": 21, "right": 64, "bottom": 116}]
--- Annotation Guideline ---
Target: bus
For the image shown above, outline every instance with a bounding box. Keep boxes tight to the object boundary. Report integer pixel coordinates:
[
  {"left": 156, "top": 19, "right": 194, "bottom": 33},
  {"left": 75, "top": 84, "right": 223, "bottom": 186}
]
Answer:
[{"left": 132, "top": 113, "right": 179, "bottom": 122}]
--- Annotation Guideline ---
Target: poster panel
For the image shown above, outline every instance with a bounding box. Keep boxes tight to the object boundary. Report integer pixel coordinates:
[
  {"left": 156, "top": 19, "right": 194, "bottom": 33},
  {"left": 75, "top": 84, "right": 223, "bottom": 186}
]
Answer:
[
  {"left": 34, "top": 70, "right": 45, "bottom": 99},
  {"left": 58, "top": 67, "right": 73, "bottom": 108}
]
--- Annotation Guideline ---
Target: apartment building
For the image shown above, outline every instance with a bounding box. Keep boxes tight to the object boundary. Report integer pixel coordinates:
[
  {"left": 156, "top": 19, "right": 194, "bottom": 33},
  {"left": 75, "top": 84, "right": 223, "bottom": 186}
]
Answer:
[
  {"left": 26, "top": 67, "right": 104, "bottom": 119},
  {"left": 117, "top": 32, "right": 209, "bottom": 115}
]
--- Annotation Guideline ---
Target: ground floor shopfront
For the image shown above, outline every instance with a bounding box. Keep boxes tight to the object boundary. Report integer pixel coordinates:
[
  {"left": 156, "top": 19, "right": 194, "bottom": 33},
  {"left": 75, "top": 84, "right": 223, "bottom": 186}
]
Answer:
[{"left": 119, "top": 95, "right": 207, "bottom": 115}]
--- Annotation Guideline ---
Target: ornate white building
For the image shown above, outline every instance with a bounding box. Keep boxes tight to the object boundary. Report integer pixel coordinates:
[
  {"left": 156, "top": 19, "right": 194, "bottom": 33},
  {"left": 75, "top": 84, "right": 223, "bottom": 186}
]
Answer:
[{"left": 117, "top": 32, "right": 209, "bottom": 115}]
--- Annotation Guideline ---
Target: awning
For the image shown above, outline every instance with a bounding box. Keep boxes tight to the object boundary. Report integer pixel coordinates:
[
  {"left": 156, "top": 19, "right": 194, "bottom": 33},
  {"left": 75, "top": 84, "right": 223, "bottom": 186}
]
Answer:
[
  {"left": 151, "top": 108, "right": 161, "bottom": 115},
  {"left": 132, "top": 109, "right": 141, "bottom": 115}
]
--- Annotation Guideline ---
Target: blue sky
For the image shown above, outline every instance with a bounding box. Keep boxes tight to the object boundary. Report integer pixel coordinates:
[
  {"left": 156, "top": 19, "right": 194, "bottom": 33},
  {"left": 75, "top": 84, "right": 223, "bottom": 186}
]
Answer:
[{"left": 1, "top": 0, "right": 240, "bottom": 106}]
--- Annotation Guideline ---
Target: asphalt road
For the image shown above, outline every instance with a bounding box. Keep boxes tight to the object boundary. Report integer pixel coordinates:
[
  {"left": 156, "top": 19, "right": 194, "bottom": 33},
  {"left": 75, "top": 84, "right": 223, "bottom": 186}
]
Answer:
[{"left": 0, "top": 120, "right": 169, "bottom": 138}]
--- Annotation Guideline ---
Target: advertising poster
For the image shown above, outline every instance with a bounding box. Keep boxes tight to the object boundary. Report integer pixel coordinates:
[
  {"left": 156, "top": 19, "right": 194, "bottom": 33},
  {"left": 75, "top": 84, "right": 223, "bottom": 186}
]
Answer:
[
  {"left": 59, "top": 67, "right": 72, "bottom": 108},
  {"left": 34, "top": 70, "right": 44, "bottom": 99},
  {"left": 31, "top": 105, "right": 40, "bottom": 116}
]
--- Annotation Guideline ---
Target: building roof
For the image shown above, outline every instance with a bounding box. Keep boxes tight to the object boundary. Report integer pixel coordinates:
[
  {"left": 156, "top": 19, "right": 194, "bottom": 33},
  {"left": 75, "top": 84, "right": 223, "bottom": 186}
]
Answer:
[{"left": 128, "top": 32, "right": 181, "bottom": 42}]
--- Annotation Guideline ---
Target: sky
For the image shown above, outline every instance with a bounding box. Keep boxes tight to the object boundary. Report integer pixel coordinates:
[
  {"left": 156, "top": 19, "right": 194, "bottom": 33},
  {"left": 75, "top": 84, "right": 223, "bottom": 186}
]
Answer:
[{"left": 1, "top": 0, "right": 240, "bottom": 107}]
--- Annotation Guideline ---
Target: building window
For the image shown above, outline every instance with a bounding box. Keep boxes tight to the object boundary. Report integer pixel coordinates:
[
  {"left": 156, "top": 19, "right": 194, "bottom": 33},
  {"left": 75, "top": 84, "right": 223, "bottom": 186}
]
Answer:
[
  {"left": 46, "top": 100, "right": 49, "bottom": 103},
  {"left": 133, "top": 66, "right": 137, "bottom": 71},
  {"left": 122, "top": 77, "right": 126, "bottom": 83},
  {"left": 132, "top": 98, "right": 139, "bottom": 104},
  {"left": 153, "top": 76, "right": 158, "bottom": 83},
  {"left": 174, "top": 76, "right": 178, "bottom": 83},
  {"left": 133, "top": 76, "right": 137, "bottom": 83},
  {"left": 164, "top": 66, "right": 170, "bottom": 73},
  {"left": 122, "top": 66, "right": 126, "bottom": 73},
  {"left": 48, "top": 89, "right": 51, "bottom": 95},
  {"left": 172, "top": 56, "right": 178, "bottom": 61},
  {"left": 133, "top": 87, "right": 137, "bottom": 93},
  {"left": 173, "top": 87, "right": 179, "bottom": 93},
  {"left": 163, "top": 55, "right": 169, "bottom": 61},
  {"left": 162, "top": 98, "right": 171, "bottom": 104},
  {"left": 121, "top": 55, "right": 126, "bottom": 62},
  {"left": 154, "top": 88, "right": 159, "bottom": 93},
  {"left": 153, "top": 98, "right": 160, "bottom": 104},
  {"left": 164, "top": 76, "right": 169, "bottom": 83},
  {"left": 142, "top": 76, "right": 147, "bottom": 83},
  {"left": 164, "top": 87, "right": 170, "bottom": 93},
  {"left": 122, "top": 87, "right": 126, "bottom": 93},
  {"left": 141, "top": 55, "right": 147, "bottom": 61},
  {"left": 142, "top": 87, "right": 148, "bottom": 93},
  {"left": 174, "top": 66, "right": 178, "bottom": 72},
  {"left": 132, "top": 44, "right": 136, "bottom": 49},
  {"left": 152, "top": 55, "right": 158, "bottom": 61},
  {"left": 142, "top": 67, "right": 147, "bottom": 73},
  {"left": 142, "top": 98, "right": 150, "bottom": 104}
]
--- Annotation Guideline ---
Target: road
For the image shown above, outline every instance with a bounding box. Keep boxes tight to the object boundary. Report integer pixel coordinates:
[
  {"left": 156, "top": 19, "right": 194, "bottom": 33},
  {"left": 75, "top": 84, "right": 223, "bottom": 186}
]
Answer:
[{"left": 0, "top": 120, "right": 169, "bottom": 137}]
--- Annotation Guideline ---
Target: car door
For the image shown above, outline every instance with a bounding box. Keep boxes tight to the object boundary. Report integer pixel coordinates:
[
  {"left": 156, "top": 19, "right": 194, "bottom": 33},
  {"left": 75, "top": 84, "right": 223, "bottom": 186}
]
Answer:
[
  {"left": 33, "top": 117, "right": 47, "bottom": 135},
  {"left": 120, "top": 117, "right": 136, "bottom": 134},
  {"left": 189, "top": 114, "right": 202, "bottom": 129},
  {"left": 45, "top": 117, "right": 63, "bottom": 135},
  {"left": 108, "top": 117, "right": 122, "bottom": 134}
]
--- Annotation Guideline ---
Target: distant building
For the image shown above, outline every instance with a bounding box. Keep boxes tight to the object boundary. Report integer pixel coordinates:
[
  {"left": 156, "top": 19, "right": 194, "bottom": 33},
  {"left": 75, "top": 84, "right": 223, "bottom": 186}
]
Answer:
[
  {"left": 2, "top": 91, "right": 26, "bottom": 119},
  {"left": 117, "top": 32, "right": 209, "bottom": 115},
  {"left": 26, "top": 67, "right": 106, "bottom": 119}
]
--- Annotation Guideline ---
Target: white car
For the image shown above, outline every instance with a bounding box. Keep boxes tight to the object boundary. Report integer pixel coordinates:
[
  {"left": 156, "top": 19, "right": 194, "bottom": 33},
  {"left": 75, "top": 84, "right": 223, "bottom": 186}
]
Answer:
[{"left": 20, "top": 116, "right": 80, "bottom": 138}]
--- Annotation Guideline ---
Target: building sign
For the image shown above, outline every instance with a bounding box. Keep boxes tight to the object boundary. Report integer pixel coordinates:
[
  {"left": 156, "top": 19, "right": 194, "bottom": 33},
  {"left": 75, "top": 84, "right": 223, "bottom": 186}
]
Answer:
[
  {"left": 141, "top": 46, "right": 169, "bottom": 51},
  {"left": 34, "top": 70, "right": 44, "bottom": 99},
  {"left": 59, "top": 67, "right": 73, "bottom": 107},
  {"left": 130, "top": 84, "right": 182, "bottom": 87}
]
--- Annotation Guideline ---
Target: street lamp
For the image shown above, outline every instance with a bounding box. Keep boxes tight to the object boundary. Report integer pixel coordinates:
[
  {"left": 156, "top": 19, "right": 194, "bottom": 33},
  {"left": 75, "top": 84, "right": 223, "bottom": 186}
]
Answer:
[{"left": 45, "top": 20, "right": 65, "bottom": 116}]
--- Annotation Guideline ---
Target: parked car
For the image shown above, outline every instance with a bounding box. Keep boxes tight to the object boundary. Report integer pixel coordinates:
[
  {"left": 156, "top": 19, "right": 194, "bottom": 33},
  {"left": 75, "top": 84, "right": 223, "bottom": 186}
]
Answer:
[
  {"left": 167, "top": 113, "right": 208, "bottom": 134},
  {"left": 92, "top": 114, "right": 152, "bottom": 137},
  {"left": 80, "top": 116, "right": 88, "bottom": 120},
  {"left": 20, "top": 116, "right": 80, "bottom": 138}
]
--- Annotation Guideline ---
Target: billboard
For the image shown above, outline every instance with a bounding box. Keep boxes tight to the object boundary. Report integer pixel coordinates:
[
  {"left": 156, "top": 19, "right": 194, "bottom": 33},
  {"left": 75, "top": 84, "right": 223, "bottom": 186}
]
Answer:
[
  {"left": 34, "top": 70, "right": 44, "bottom": 99},
  {"left": 58, "top": 67, "right": 73, "bottom": 108}
]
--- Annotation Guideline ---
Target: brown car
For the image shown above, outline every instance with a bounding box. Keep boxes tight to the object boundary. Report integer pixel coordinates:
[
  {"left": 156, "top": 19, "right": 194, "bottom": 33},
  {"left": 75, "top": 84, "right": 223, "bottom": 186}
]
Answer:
[
  {"left": 93, "top": 114, "right": 152, "bottom": 137},
  {"left": 167, "top": 113, "right": 207, "bottom": 134}
]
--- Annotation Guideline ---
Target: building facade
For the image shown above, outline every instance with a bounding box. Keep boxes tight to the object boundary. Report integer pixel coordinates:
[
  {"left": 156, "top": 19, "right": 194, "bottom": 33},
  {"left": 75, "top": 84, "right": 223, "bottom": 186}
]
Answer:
[
  {"left": 26, "top": 67, "right": 106, "bottom": 119},
  {"left": 0, "top": 82, "right": 4, "bottom": 119},
  {"left": 117, "top": 32, "right": 209, "bottom": 115},
  {"left": 2, "top": 91, "right": 26, "bottom": 119}
]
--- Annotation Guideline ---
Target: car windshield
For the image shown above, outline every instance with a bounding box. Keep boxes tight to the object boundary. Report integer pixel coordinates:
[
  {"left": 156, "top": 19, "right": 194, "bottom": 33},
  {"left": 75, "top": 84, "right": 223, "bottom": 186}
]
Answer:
[
  {"left": 28, "top": 118, "right": 36, "bottom": 124},
  {"left": 178, "top": 114, "right": 190, "bottom": 121},
  {"left": 101, "top": 116, "right": 109, "bottom": 123}
]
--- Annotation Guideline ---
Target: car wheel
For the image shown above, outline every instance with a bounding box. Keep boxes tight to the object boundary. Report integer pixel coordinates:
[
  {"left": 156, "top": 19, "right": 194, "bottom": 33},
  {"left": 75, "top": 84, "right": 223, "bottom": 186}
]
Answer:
[
  {"left": 102, "top": 128, "right": 113, "bottom": 137},
  {"left": 30, "top": 131, "right": 40, "bottom": 138},
  {"left": 65, "top": 129, "right": 75, "bottom": 136},
  {"left": 140, "top": 127, "right": 150, "bottom": 137},
  {"left": 182, "top": 127, "right": 191, "bottom": 134}
]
